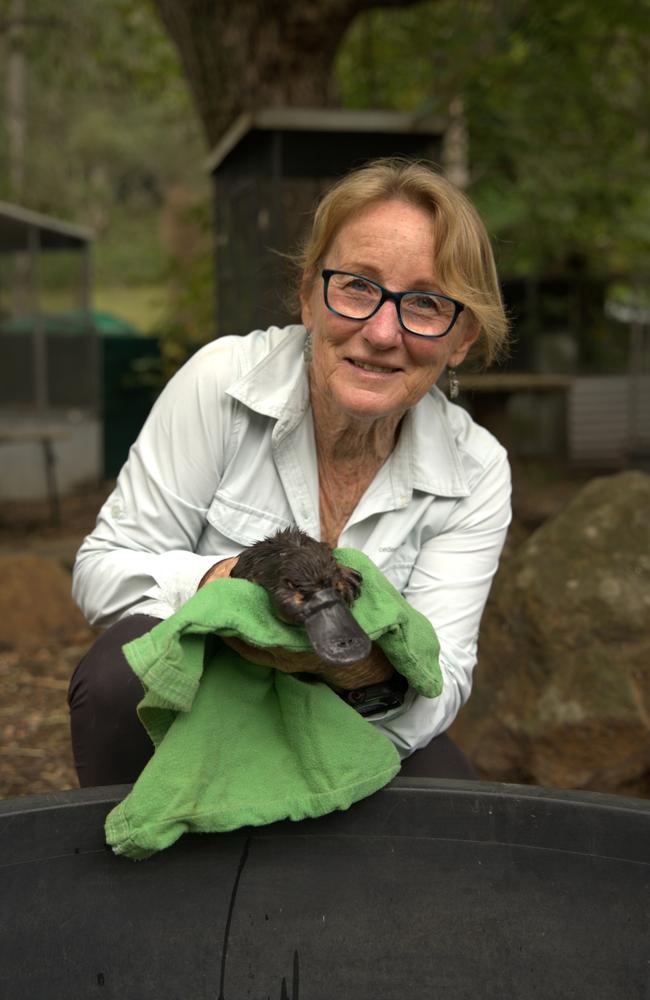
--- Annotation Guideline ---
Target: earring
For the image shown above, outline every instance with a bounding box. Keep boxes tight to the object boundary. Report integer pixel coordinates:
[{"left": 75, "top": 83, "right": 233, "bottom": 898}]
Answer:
[
  {"left": 448, "top": 367, "right": 460, "bottom": 399},
  {"left": 303, "top": 329, "right": 313, "bottom": 363}
]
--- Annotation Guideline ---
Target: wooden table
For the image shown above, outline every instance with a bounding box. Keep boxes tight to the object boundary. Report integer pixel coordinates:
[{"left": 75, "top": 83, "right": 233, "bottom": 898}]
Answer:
[{"left": 458, "top": 373, "right": 574, "bottom": 451}]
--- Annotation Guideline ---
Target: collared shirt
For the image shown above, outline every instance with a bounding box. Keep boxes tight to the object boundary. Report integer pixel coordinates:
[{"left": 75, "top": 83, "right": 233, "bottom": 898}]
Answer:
[{"left": 73, "top": 325, "right": 511, "bottom": 757}]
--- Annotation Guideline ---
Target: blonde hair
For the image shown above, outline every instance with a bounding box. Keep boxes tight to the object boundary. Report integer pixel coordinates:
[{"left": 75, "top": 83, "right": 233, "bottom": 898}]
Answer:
[{"left": 294, "top": 157, "right": 509, "bottom": 366}]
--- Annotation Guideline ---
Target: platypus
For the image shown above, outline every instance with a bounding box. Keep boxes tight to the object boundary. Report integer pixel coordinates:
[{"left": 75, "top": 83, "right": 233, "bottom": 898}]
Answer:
[{"left": 230, "top": 527, "right": 372, "bottom": 668}]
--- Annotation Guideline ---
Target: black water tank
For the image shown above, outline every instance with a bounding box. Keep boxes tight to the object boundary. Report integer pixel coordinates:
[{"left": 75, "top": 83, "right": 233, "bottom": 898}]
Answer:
[{"left": 0, "top": 779, "right": 648, "bottom": 999}]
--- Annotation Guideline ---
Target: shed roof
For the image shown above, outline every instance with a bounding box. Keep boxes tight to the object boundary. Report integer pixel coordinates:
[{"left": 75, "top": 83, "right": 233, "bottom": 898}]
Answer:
[
  {"left": 0, "top": 201, "right": 93, "bottom": 252},
  {"left": 205, "top": 107, "right": 445, "bottom": 174}
]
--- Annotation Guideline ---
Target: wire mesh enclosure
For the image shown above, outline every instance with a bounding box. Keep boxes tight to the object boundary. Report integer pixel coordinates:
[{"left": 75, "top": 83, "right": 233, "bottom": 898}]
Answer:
[
  {"left": 0, "top": 202, "right": 96, "bottom": 415},
  {"left": 0, "top": 203, "right": 101, "bottom": 503}
]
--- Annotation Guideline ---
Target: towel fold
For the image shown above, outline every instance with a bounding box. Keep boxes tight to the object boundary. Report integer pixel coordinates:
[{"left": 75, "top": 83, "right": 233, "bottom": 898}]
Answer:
[{"left": 105, "top": 548, "right": 442, "bottom": 859}]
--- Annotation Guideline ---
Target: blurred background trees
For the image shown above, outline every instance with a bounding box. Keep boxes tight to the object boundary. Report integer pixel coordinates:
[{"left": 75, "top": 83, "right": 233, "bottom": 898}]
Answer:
[
  {"left": 1, "top": 0, "right": 648, "bottom": 350},
  {"left": 338, "top": 0, "right": 650, "bottom": 281},
  {"left": 0, "top": 0, "right": 207, "bottom": 338}
]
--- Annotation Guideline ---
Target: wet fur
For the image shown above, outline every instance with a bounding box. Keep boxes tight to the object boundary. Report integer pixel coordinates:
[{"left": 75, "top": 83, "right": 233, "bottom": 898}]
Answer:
[{"left": 231, "top": 527, "right": 362, "bottom": 624}]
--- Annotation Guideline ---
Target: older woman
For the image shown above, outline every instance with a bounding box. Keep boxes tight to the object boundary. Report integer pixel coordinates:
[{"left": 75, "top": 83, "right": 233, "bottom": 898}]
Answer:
[{"left": 69, "top": 158, "right": 511, "bottom": 787}]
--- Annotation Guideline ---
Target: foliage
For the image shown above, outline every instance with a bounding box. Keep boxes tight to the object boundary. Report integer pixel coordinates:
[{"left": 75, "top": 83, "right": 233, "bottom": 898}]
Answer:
[
  {"left": 336, "top": 0, "right": 650, "bottom": 280},
  {"left": 0, "top": 0, "right": 209, "bottom": 332},
  {"left": 2, "top": 0, "right": 648, "bottom": 367}
]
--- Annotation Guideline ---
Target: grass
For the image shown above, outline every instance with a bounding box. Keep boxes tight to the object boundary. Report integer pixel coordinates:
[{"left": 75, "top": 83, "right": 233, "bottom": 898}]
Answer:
[
  {"left": 93, "top": 284, "right": 169, "bottom": 333},
  {"left": 36, "top": 283, "right": 169, "bottom": 334}
]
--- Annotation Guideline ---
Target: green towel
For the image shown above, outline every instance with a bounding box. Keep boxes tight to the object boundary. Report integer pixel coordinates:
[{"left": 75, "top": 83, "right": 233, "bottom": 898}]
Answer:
[{"left": 105, "top": 548, "right": 442, "bottom": 859}]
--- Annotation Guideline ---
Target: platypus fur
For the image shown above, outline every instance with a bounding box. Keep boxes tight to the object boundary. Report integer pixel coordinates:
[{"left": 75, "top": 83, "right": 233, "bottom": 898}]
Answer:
[{"left": 231, "top": 527, "right": 372, "bottom": 668}]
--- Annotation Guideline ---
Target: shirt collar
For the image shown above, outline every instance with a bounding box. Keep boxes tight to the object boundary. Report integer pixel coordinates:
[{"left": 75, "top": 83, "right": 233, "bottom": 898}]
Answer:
[
  {"left": 227, "top": 325, "right": 470, "bottom": 499},
  {"left": 226, "top": 325, "right": 310, "bottom": 428}
]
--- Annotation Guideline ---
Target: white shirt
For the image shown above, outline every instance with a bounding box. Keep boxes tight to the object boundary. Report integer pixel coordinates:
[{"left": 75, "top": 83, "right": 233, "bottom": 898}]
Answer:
[{"left": 73, "top": 325, "right": 511, "bottom": 758}]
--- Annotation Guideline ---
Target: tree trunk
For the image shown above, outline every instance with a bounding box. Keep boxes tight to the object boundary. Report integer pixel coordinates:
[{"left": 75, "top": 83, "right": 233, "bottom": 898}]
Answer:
[
  {"left": 442, "top": 96, "right": 469, "bottom": 189},
  {"left": 152, "top": 0, "right": 424, "bottom": 148},
  {"left": 7, "top": 0, "right": 26, "bottom": 199}
]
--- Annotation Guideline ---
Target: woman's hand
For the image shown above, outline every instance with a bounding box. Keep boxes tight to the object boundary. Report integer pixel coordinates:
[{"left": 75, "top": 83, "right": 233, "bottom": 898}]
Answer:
[
  {"left": 221, "top": 637, "right": 325, "bottom": 673},
  {"left": 222, "top": 635, "right": 394, "bottom": 690},
  {"left": 317, "top": 647, "right": 394, "bottom": 690}
]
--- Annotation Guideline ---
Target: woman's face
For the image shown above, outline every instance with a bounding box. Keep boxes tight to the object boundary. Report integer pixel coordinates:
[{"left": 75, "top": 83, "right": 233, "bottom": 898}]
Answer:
[{"left": 301, "top": 198, "right": 479, "bottom": 424}]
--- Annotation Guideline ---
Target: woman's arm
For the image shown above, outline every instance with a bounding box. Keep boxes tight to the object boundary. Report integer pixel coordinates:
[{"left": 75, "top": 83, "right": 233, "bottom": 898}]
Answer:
[
  {"left": 72, "top": 340, "right": 241, "bottom": 626},
  {"left": 372, "top": 445, "right": 512, "bottom": 756}
]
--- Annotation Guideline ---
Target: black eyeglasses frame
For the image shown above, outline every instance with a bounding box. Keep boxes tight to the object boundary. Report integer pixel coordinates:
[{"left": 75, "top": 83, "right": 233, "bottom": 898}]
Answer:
[{"left": 321, "top": 269, "right": 465, "bottom": 340}]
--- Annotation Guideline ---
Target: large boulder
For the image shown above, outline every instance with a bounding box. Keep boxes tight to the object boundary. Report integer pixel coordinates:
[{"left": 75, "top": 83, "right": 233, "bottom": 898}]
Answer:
[
  {"left": 0, "top": 553, "right": 91, "bottom": 653},
  {"left": 450, "top": 471, "right": 650, "bottom": 795}
]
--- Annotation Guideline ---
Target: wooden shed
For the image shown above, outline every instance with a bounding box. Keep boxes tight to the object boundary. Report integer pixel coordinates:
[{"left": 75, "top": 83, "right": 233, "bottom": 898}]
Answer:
[{"left": 206, "top": 107, "right": 444, "bottom": 337}]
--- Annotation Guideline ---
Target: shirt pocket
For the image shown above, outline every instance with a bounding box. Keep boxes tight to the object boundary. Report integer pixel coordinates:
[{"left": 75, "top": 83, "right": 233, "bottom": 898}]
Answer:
[
  {"left": 375, "top": 546, "right": 416, "bottom": 595},
  {"left": 205, "top": 492, "right": 293, "bottom": 548}
]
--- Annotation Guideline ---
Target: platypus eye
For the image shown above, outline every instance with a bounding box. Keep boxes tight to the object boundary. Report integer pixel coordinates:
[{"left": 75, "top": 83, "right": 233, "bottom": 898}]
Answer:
[{"left": 282, "top": 578, "right": 303, "bottom": 597}]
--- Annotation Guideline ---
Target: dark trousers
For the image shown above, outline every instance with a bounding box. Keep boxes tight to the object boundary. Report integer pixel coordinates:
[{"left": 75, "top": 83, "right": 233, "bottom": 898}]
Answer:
[{"left": 68, "top": 615, "right": 477, "bottom": 787}]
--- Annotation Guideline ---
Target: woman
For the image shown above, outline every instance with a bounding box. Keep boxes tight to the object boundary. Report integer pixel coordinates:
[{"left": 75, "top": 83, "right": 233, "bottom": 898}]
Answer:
[{"left": 69, "top": 157, "right": 511, "bottom": 787}]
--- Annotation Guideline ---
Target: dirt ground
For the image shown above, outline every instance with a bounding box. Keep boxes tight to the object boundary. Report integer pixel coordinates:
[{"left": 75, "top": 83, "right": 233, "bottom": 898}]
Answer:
[
  {"left": 0, "top": 483, "right": 111, "bottom": 799},
  {"left": 0, "top": 465, "right": 591, "bottom": 801}
]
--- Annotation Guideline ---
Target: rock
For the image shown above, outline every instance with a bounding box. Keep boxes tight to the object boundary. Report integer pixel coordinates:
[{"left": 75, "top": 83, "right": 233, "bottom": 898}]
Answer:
[
  {"left": 0, "top": 553, "right": 91, "bottom": 654},
  {"left": 450, "top": 471, "right": 650, "bottom": 795}
]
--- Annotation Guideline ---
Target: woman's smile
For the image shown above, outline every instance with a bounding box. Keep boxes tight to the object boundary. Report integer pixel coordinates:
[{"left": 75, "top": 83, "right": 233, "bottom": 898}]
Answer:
[{"left": 345, "top": 356, "right": 403, "bottom": 376}]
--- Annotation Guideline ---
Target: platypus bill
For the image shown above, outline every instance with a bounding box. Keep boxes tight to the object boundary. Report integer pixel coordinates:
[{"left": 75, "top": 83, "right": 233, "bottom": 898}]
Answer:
[{"left": 231, "top": 528, "right": 372, "bottom": 668}]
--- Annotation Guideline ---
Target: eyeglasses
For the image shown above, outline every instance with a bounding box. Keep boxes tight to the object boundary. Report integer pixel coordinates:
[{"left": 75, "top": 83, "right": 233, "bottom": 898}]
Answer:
[{"left": 321, "top": 269, "right": 465, "bottom": 339}]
